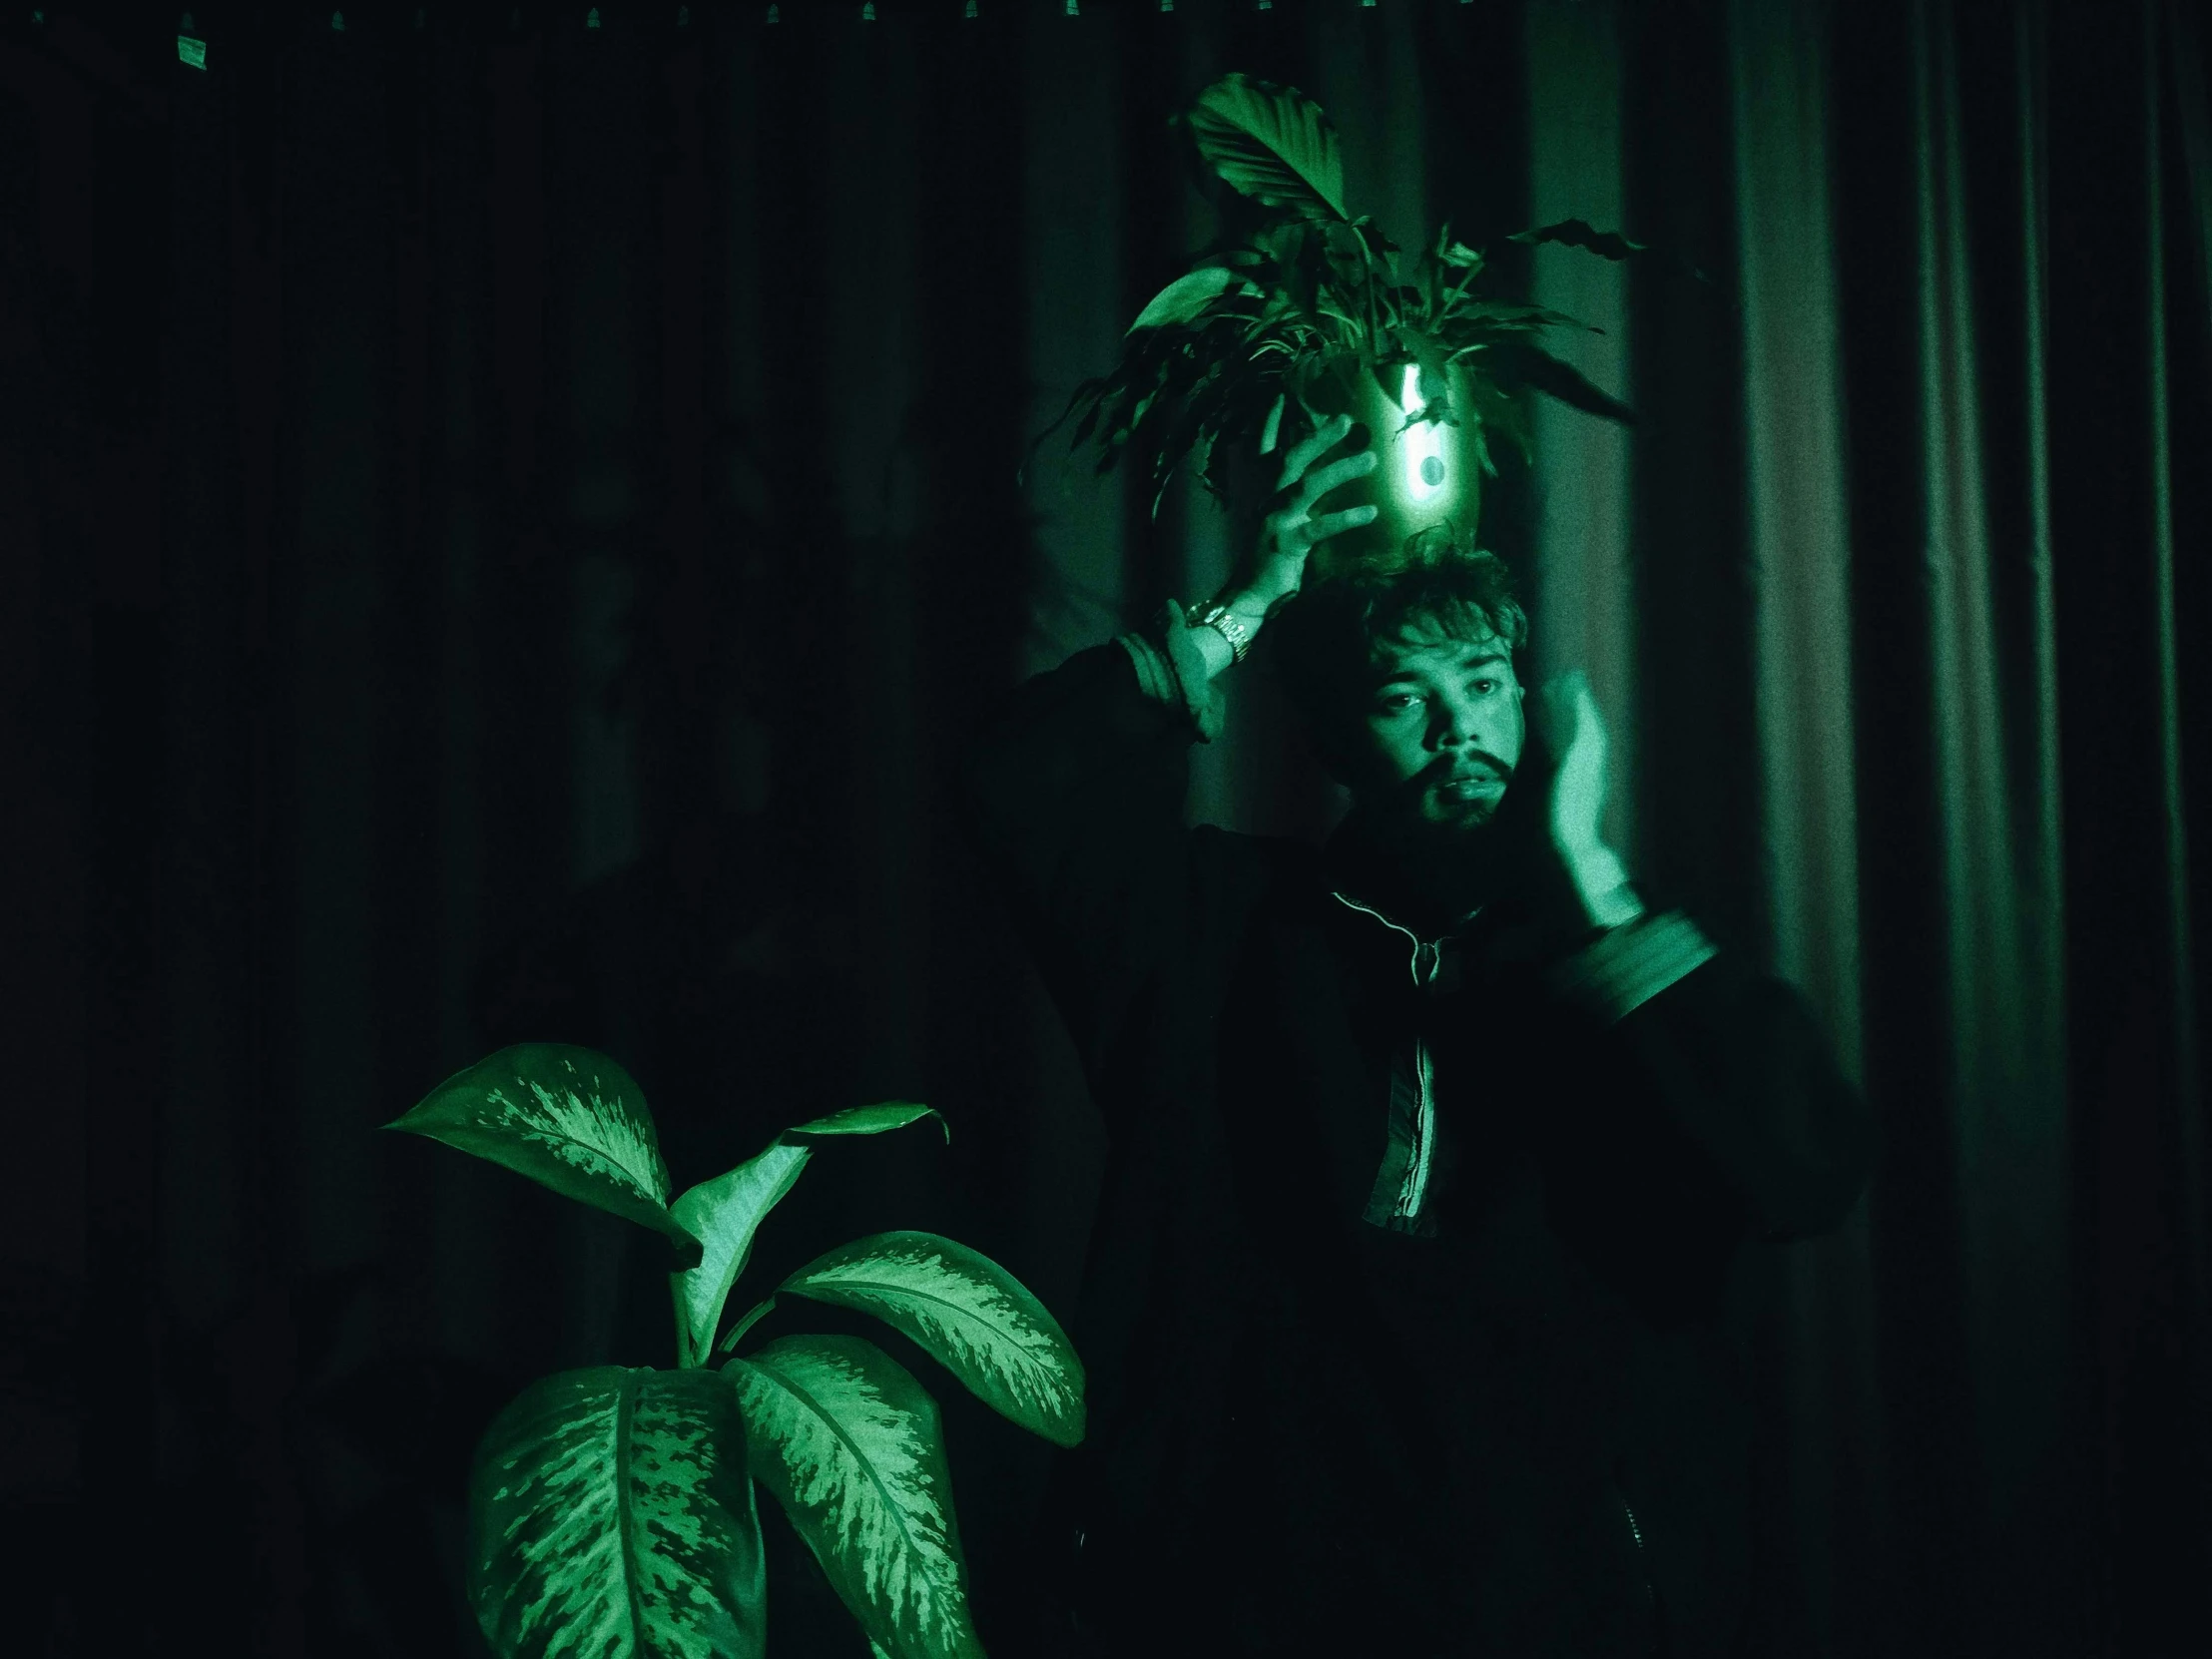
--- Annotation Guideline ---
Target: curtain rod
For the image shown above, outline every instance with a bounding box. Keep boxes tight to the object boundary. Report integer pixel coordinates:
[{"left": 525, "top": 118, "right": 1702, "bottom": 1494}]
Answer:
[{"left": 26, "top": 0, "right": 1485, "bottom": 69}]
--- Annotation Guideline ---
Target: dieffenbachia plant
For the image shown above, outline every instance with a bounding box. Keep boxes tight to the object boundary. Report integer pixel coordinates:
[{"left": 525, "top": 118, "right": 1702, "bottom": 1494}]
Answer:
[
  {"left": 1036, "top": 70, "right": 1644, "bottom": 520},
  {"left": 384, "top": 1044, "right": 1083, "bottom": 1659}
]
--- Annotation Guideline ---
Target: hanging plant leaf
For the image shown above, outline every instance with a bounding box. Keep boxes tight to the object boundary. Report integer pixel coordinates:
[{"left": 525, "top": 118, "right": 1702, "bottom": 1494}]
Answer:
[
  {"left": 1466, "top": 373, "right": 1533, "bottom": 468},
  {"left": 730, "top": 1336, "right": 984, "bottom": 1659},
  {"left": 1451, "top": 298, "right": 1597, "bottom": 332},
  {"left": 670, "top": 1142, "right": 815, "bottom": 1369},
  {"left": 468, "top": 1367, "right": 765, "bottom": 1659},
  {"left": 1488, "top": 340, "right": 1636, "bottom": 425},
  {"left": 1182, "top": 73, "right": 1349, "bottom": 223},
  {"left": 1126, "top": 267, "right": 1258, "bottom": 334},
  {"left": 779, "top": 1231, "right": 1085, "bottom": 1449},
  {"left": 385, "top": 1045, "right": 702, "bottom": 1269},
  {"left": 1507, "top": 219, "right": 1650, "bottom": 261}
]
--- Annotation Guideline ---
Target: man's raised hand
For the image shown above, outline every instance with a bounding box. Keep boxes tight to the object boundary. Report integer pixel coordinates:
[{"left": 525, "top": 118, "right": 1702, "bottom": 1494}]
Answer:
[{"left": 1241, "top": 411, "right": 1381, "bottom": 608}]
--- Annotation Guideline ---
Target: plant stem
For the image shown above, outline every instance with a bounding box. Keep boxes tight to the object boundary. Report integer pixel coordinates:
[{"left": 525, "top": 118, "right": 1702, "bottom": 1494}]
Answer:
[{"left": 719, "top": 1296, "right": 778, "bottom": 1358}]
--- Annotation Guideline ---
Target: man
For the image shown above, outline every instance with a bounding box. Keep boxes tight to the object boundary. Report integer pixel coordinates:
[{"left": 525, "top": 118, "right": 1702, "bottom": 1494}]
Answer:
[{"left": 962, "top": 412, "right": 1873, "bottom": 1658}]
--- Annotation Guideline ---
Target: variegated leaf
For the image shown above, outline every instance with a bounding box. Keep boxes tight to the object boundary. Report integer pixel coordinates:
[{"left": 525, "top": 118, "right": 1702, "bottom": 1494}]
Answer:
[
  {"left": 468, "top": 1367, "right": 765, "bottom": 1659},
  {"left": 386, "top": 1045, "right": 702, "bottom": 1267},
  {"left": 729, "top": 1337, "right": 983, "bottom": 1659},
  {"left": 780, "top": 1232, "right": 1084, "bottom": 1449},
  {"left": 670, "top": 1143, "right": 814, "bottom": 1369},
  {"left": 786, "top": 1101, "right": 947, "bottom": 1141}
]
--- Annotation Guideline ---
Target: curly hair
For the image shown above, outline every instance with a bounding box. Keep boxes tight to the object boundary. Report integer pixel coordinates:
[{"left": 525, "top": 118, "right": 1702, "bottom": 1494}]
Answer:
[{"left": 1261, "top": 524, "right": 1529, "bottom": 752}]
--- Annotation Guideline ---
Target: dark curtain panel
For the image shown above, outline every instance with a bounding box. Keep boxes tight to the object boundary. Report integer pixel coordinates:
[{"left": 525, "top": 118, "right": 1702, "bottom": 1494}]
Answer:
[{"left": 3, "top": 1, "right": 2208, "bottom": 1655}]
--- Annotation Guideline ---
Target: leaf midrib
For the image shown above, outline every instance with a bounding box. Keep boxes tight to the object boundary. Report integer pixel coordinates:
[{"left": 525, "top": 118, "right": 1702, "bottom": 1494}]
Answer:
[
  {"left": 788, "top": 1277, "right": 1057, "bottom": 1398},
  {"left": 748, "top": 1358, "right": 940, "bottom": 1613},
  {"left": 614, "top": 1373, "right": 650, "bottom": 1650}
]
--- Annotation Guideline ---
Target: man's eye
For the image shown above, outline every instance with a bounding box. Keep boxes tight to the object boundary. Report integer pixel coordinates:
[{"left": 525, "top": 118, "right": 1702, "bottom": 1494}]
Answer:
[
  {"left": 1470, "top": 678, "right": 1496, "bottom": 695},
  {"left": 1377, "top": 694, "right": 1416, "bottom": 714}
]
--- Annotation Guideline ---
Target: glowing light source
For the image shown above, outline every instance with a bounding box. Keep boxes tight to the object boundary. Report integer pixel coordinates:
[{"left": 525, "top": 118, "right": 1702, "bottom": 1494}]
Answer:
[
  {"left": 178, "top": 13, "right": 206, "bottom": 67},
  {"left": 1399, "top": 364, "right": 1446, "bottom": 505}
]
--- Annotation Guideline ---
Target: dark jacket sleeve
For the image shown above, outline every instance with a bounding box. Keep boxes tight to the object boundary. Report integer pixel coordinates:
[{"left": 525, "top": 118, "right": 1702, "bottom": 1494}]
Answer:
[
  {"left": 1599, "top": 942, "right": 1875, "bottom": 1242},
  {"left": 956, "top": 617, "right": 1223, "bottom": 1084}
]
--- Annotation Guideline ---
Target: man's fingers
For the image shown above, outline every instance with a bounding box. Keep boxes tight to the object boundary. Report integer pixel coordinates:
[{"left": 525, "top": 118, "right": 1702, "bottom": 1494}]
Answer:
[
  {"left": 1297, "top": 446, "right": 1380, "bottom": 505},
  {"left": 1304, "top": 504, "right": 1380, "bottom": 542},
  {"left": 1276, "top": 410, "right": 1357, "bottom": 492}
]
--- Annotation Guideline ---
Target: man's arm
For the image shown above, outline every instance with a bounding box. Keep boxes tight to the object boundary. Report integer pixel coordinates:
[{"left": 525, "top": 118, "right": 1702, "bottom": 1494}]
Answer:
[
  {"left": 1511, "top": 681, "right": 1872, "bottom": 1239},
  {"left": 961, "top": 418, "right": 1379, "bottom": 1079}
]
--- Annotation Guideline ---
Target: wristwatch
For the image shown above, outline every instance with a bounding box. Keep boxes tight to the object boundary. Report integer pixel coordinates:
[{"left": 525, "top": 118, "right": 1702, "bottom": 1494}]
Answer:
[{"left": 1187, "top": 600, "right": 1254, "bottom": 666}]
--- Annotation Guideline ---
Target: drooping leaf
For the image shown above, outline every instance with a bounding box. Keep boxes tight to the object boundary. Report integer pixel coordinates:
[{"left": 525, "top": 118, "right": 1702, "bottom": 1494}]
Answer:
[
  {"left": 670, "top": 1143, "right": 815, "bottom": 1369},
  {"left": 468, "top": 1367, "right": 765, "bottom": 1659},
  {"left": 1448, "top": 297, "right": 1596, "bottom": 333},
  {"left": 730, "top": 1336, "right": 983, "bottom": 1659},
  {"left": 1126, "top": 267, "right": 1256, "bottom": 334},
  {"left": 1487, "top": 340, "right": 1637, "bottom": 425},
  {"left": 1507, "top": 218, "right": 1649, "bottom": 261},
  {"left": 779, "top": 1232, "right": 1085, "bottom": 1449},
  {"left": 1182, "top": 73, "right": 1349, "bottom": 223},
  {"left": 786, "top": 1101, "right": 948, "bottom": 1142},
  {"left": 386, "top": 1045, "right": 701, "bottom": 1268}
]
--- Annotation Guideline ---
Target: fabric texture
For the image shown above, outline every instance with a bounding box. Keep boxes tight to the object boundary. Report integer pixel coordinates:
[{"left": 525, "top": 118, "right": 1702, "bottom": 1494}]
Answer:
[{"left": 959, "top": 627, "right": 1875, "bottom": 1659}]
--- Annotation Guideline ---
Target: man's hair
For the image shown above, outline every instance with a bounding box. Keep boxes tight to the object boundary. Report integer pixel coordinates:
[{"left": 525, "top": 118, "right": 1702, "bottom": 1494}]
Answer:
[{"left": 1263, "top": 525, "right": 1529, "bottom": 751}]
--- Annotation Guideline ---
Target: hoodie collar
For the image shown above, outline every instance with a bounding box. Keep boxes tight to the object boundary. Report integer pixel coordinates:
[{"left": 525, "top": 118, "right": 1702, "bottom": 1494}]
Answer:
[{"left": 1321, "top": 807, "right": 1485, "bottom": 946}]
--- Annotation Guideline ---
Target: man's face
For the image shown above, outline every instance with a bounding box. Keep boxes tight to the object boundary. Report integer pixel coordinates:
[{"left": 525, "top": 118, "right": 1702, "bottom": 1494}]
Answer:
[{"left": 1329, "top": 616, "right": 1526, "bottom": 836}]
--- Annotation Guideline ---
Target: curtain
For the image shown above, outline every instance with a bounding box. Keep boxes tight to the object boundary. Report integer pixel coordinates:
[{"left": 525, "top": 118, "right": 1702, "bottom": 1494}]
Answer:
[{"left": 2, "top": 1, "right": 2207, "bottom": 1654}]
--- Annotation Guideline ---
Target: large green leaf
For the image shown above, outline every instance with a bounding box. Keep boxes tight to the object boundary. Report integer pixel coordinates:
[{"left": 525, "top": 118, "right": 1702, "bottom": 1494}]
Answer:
[
  {"left": 469, "top": 1367, "right": 765, "bottom": 1659},
  {"left": 1183, "top": 73, "right": 1348, "bottom": 223},
  {"left": 730, "top": 1337, "right": 983, "bottom": 1659},
  {"left": 670, "top": 1143, "right": 815, "bottom": 1369},
  {"left": 780, "top": 1232, "right": 1085, "bottom": 1449},
  {"left": 1125, "top": 267, "right": 1256, "bottom": 334},
  {"left": 386, "top": 1045, "right": 701, "bottom": 1267}
]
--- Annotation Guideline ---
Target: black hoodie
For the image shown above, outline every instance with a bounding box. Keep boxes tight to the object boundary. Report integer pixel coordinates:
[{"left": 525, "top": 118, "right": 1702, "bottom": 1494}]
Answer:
[{"left": 959, "top": 618, "right": 1874, "bottom": 1659}]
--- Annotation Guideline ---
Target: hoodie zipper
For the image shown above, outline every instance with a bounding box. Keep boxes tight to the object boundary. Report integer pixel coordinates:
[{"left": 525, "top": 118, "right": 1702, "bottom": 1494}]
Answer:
[
  {"left": 1619, "top": 1488, "right": 1659, "bottom": 1632},
  {"left": 1332, "top": 894, "right": 1456, "bottom": 1225}
]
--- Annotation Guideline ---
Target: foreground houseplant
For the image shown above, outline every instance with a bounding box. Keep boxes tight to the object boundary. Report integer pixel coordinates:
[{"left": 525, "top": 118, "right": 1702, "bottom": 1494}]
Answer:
[
  {"left": 1040, "top": 71, "right": 1641, "bottom": 573},
  {"left": 385, "top": 1044, "right": 1083, "bottom": 1659}
]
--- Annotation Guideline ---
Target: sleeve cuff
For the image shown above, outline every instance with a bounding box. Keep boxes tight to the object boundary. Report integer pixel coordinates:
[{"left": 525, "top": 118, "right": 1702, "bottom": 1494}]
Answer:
[
  {"left": 1115, "top": 599, "right": 1225, "bottom": 743},
  {"left": 1547, "top": 908, "right": 1719, "bottom": 1024}
]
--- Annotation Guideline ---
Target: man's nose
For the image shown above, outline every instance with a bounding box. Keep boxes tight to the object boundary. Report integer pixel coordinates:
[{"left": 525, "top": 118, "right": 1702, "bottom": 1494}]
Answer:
[{"left": 1433, "top": 693, "right": 1487, "bottom": 749}]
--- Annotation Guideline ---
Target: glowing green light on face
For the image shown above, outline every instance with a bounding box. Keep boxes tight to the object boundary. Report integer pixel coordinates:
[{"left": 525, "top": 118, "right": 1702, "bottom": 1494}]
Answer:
[{"left": 1400, "top": 364, "right": 1447, "bottom": 506}]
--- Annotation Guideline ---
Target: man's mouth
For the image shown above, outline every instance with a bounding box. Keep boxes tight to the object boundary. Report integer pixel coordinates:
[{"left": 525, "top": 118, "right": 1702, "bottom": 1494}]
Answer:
[{"left": 1434, "top": 772, "right": 1503, "bottom": 801}]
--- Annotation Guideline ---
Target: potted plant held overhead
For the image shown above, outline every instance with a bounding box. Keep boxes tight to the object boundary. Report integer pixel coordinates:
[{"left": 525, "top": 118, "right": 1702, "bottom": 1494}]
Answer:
[{"left": 1040, "top": 72, "right": 1644, "bottom": 576}]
